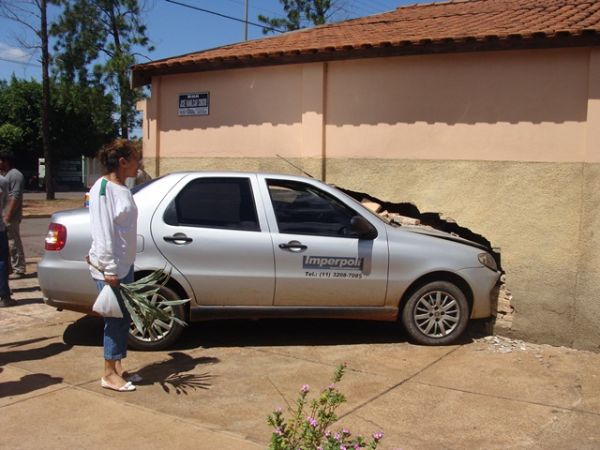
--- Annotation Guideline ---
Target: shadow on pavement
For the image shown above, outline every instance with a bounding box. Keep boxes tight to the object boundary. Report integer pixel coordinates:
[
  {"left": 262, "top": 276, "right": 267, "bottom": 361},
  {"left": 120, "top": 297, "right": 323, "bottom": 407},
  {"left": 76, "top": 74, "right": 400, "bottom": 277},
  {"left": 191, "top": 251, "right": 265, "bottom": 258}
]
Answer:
[
  {"left": 134, "top": 351, "right": 219, "bottom": 395},
  {"left": 63, "top": 315, "right": 488, "bottom": 352},
  {"left": 0, "top": 373, "right": 63, "bottom": 398},
  {"left": 0, "top": 337, "right": 55, "bottom": 349},
  {"left": 62, "top": 316, "right": 103, "bottom": 347},
  {"left": 0, "top": 342, "right": 73, "bottom": 366},
  {"left": 10, "top": 272, "right": 38, "bottom": 280},
  {"left": 11, "top": 286, "right": 44, "bottom": 294},
  {"left": 173, "top": 319, "right": 413, "bottom": 350},
  {"left": 13, "top": 297, "right": 45, "bottom": 306}
]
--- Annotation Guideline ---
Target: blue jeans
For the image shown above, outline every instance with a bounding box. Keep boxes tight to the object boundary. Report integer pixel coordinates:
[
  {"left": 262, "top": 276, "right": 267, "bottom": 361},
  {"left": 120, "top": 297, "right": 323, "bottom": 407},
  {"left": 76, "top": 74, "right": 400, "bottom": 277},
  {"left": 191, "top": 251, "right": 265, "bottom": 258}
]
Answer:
[
  {"left": 94, "top": 267, "right": 134, "bottom": 360},
  {"left": 0, "top": 230, "right": 9, "bottom": 298}
]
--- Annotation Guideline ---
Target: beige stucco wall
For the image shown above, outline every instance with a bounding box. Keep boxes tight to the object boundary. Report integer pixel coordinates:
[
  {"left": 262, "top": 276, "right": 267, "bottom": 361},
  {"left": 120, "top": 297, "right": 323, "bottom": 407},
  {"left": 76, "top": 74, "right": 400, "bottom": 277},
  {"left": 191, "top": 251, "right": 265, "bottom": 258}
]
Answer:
[
  {"left": 141, "top": 47, "right": 600, "bottom": 351},
  {"left": 326, "top": 51, "right": 591, "bottom": 162}
]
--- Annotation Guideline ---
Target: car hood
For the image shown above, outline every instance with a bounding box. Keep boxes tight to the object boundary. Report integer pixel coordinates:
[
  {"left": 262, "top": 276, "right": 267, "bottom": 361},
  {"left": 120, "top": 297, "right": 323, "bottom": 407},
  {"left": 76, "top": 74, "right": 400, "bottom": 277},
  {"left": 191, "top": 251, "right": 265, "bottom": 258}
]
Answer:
[{"left": 395, "top": 224, "right": 490, "bottom": 252}]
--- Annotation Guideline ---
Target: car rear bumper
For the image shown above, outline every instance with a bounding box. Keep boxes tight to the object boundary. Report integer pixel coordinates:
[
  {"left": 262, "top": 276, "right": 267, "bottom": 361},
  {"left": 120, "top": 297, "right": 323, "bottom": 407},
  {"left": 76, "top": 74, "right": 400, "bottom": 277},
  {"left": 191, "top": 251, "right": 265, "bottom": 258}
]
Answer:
[{"left": 38, "top": 253, "right": 98, "bottom": 309}]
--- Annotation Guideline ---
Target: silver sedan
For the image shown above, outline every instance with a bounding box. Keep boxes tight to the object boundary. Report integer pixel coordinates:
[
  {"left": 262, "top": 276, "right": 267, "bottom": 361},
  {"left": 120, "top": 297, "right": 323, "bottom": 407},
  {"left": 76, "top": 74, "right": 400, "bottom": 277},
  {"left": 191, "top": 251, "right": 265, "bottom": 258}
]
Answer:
[{"left": 39, "top": 172, "right": 501, "bottom": 350}]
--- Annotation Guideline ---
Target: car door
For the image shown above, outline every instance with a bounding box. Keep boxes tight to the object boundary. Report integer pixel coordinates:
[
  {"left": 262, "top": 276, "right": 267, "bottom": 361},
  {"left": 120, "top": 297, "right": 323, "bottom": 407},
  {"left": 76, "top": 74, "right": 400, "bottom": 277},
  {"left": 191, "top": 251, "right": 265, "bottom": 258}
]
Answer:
[
  {"left": 151, "top": 174, "right": 275, "bottom": 306},
  {"left": 260, "top": 177, "right": 388, "bottom": 307}
]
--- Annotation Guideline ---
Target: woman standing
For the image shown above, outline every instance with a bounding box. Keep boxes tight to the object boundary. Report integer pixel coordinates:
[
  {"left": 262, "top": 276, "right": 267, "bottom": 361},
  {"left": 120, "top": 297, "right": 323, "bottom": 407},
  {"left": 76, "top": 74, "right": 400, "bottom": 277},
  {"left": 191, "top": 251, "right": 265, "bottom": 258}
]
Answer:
[{"left": 88, "top": 139, "right": 141, "bottom": 392}]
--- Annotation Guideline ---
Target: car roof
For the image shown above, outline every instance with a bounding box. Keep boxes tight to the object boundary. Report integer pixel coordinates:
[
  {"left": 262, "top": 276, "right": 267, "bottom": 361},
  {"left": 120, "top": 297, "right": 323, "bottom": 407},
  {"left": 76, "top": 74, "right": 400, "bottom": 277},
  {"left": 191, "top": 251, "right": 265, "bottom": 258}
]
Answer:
[{"left": 165, "top": 171, "right": 321, "bottom": 183}]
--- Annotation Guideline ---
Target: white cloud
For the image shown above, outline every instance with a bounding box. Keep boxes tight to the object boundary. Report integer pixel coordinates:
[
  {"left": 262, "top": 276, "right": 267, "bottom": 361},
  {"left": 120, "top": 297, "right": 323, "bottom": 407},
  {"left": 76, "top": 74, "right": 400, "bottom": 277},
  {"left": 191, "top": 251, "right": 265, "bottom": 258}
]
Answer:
[{"left": 0, "top": 43, "right": 34, "bottom": 62}]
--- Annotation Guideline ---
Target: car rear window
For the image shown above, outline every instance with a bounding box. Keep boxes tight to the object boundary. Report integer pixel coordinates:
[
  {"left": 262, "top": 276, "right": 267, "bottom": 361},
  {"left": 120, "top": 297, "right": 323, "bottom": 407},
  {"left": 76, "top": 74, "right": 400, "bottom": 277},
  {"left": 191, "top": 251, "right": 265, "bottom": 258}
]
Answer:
[
  {"left": 131, "top": 176, "right": 161, "bottom": 195},
  {"left": 164, "top": 177, "right": 260, "bottom": 231}
]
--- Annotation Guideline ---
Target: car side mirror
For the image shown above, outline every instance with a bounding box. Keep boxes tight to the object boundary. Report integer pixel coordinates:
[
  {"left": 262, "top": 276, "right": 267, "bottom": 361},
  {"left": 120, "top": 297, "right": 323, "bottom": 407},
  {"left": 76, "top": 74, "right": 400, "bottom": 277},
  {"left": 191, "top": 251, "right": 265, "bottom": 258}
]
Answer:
[{"left": 350, "top": 216, "right": 378, "bottom": 240}]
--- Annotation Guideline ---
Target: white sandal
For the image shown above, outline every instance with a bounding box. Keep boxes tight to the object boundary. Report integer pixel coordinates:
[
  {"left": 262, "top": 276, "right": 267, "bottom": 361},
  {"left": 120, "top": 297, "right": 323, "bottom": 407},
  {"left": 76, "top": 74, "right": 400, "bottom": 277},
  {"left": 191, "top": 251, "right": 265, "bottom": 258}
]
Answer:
[{"left": 101, "top": 377, "right": 136, "bottom": 392}]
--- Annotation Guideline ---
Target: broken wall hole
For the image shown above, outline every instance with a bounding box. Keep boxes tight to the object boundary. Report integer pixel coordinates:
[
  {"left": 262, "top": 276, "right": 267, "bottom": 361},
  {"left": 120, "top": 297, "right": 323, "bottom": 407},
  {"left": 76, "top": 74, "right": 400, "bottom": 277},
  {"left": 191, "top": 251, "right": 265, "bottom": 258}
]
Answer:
[{"left": 337, "top": 186, "right": 514, "bottom": 329}]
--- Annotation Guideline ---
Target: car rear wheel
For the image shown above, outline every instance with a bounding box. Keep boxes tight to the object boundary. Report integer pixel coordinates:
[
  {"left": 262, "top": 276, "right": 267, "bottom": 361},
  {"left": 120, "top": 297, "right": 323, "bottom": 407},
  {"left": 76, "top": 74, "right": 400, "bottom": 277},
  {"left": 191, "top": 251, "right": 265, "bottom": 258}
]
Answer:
[
  {"left": 401, "top": 281, "right": 469, "bottom": 345},
  {"left": 127, "top": 285, "right": 186, "bottom": 351}
]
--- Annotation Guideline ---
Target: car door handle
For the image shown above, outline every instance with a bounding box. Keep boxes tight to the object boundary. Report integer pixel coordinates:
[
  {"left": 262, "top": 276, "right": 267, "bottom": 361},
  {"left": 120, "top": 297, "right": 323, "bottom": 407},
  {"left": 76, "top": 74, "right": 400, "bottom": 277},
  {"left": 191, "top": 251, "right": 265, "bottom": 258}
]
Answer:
[
  {"left": 163, "top": 233, "right": 193, "bottom": 244},
  {"left": 279, "top": 240, "right": 307, "bottom": 252}
]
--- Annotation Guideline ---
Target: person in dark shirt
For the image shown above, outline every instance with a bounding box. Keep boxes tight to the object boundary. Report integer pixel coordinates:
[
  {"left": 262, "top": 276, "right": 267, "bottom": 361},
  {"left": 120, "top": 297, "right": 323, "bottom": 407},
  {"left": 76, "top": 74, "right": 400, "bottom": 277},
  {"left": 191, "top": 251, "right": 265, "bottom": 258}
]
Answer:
[
  {"left": 0, "top": 173, "right": 15, "bottom": 307},
  {"left": 0, "top": 150, "right": 26, "bottom": 278}
]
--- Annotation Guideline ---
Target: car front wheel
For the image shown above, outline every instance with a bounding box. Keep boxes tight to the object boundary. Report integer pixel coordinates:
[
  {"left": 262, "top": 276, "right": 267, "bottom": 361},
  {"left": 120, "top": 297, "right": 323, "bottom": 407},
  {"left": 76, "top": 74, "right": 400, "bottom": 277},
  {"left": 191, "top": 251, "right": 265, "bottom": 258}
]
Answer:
[
  {"left": 401, "top": 281, "right": 469, "bottom": 345},
  {"left": 127, "top": 285, "right": 186, "bottom": 351}
]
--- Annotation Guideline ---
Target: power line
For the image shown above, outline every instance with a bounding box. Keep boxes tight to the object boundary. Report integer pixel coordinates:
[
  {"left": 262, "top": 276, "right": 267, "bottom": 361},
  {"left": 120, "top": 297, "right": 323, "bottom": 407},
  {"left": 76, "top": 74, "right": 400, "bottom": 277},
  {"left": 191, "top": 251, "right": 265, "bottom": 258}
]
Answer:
[
  {"left": 164, "top": 0, "right": 284, "bottom": 34},
  {"left": 356, "top": 0, "right": 396, "bottom": 11},
  {"left": 0, "top": 56, "right": 39, "bottom": 67},
  {"left": 219, "top": 0, "right": 279, "bottom": 17}
]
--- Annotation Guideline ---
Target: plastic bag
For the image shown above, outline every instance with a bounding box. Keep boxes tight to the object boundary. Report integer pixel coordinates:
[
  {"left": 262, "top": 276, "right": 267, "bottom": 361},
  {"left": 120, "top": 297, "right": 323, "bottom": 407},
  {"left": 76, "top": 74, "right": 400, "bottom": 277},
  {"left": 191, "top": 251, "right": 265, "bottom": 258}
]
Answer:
[{"left": 92, "top": 285, "right": 123, "bottom": 318}]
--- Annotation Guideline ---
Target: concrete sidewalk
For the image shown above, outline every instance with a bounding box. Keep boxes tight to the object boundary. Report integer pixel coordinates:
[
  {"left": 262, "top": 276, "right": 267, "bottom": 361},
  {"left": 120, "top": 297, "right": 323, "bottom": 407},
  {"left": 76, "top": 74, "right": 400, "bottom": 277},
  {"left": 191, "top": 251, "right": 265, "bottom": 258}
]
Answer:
[{"left": 0, "top": 260, "right": 599, "bottom": 449}]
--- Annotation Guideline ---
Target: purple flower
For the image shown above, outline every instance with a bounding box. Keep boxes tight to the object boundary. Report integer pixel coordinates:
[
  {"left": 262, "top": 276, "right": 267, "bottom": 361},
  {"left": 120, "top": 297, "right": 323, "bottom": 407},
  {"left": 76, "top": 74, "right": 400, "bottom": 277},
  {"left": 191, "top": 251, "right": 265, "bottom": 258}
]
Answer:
[
  {"left": 307, "top": 416, "right": 318, "bottom": 427},
  {"left": 329, "top": 383, "right": 336, "bottom": 390},
  {"left": 373, "top": 432, "right": 384, "bottom": 441},
  {"left": 275, "top": 406, "right": 283, "bottom": 413},
  {"left": 301, "top": 384, "right": 310, "bottom": 393},
  {"left": 342, "top": 428, "right": 350, "bottom": 435},
  {"left": 275, "top": 427, "right": 283, "bottom": 436},
  {"left": 340, "top": 446, "right": 347, "bottom": 450},
  {"left": 334, "top": 432, "right": 341, "bottom": 441}
]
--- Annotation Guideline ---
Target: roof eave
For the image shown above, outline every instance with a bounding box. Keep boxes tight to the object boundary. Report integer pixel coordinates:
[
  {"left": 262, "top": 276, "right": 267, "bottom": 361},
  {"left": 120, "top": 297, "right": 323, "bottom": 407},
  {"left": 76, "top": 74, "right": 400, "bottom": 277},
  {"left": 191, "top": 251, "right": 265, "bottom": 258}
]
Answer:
[{"left": 131, "top": 31, "right": 600, "bottom": 88}]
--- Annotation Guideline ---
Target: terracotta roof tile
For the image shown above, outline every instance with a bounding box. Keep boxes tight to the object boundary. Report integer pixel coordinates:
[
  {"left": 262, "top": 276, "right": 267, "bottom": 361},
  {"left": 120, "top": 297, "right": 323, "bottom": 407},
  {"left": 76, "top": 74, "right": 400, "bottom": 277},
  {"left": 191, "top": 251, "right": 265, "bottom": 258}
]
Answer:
[{"left": 132, "top": 0, "right": 600, "bottom": 86}]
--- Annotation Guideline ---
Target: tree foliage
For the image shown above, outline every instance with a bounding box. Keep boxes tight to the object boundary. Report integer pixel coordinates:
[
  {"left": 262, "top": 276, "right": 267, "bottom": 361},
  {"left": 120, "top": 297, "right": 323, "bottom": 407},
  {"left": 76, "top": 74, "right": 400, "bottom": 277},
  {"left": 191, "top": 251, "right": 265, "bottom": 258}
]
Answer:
[
  {"left": 0, "top": 0, "right": 56, "bottom": 197},
  {"left": 0, "top": 78, "right": 43, "bottom": 158},
  {"left": 51, "top": 81, "right": 117, "bottom": 158},
  {"left": 51, "top": 0, "right": 154, "bottom": 138},
  {"left": 0, "top": 123, "right": 25, "bottom": 155},
  {"left": 258, "top": 0, "right": 340, "bottom": 34},
  {"left": 0, "top": 77, "right": 117, "bottom": 162}
]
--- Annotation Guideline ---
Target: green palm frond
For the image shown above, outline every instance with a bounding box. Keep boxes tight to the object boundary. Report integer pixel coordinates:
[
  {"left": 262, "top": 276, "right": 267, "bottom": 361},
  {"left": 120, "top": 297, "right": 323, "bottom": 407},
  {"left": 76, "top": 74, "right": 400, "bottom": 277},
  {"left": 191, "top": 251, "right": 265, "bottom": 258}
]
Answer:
[{"left": 119, "top": 269, "right": 190, "bottom": 336}]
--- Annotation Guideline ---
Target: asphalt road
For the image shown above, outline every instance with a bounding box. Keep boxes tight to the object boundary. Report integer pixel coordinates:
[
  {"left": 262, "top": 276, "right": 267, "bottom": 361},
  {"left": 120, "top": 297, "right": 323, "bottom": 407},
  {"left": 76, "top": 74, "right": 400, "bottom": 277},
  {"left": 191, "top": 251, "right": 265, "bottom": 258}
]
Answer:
[
  {"left": 22, "top": 191, "right": 84, "bottom": 260},
  {"left": 22, "top": 217, "right": 51, "bottom": 259}
]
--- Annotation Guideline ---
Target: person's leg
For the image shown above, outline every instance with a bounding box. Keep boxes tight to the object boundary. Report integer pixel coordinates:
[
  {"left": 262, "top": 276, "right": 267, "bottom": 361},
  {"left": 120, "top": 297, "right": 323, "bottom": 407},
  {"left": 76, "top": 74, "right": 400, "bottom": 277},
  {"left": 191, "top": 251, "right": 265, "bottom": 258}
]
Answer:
[
  {"left": 98, "top": 266, "right": 135, "bottom": 388},
  {"left": 6, "top": 219, "right": 25, "bottom": 275},
  {"left": 103, "top": 315, "right": 130, "bottom": 387},
  {"left": 0, "top": 230, "right": 14, "bottom": 306}
]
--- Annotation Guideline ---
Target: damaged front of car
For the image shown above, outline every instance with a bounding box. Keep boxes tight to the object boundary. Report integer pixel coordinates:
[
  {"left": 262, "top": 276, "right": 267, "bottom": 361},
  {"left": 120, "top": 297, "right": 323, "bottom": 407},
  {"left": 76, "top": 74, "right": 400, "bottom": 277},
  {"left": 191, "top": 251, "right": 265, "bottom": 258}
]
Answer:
[{"left": 384, "top": 224, "right": 502, "bottom": 345}]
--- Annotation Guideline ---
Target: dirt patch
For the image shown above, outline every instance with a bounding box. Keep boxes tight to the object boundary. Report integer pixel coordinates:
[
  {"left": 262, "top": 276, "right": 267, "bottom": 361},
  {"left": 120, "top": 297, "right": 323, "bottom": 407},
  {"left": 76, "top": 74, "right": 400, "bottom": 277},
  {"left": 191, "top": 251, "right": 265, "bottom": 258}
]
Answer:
[{"left": 23, "top": 198, "right": 84, "bottom": 217}]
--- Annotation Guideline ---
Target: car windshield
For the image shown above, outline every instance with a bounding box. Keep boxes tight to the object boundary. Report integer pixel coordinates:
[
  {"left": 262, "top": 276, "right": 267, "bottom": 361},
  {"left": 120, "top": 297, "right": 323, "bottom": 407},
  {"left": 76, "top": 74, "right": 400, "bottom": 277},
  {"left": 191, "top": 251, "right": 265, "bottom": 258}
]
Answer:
[{"left": 131, "top": 176, "right": 162, "bottom": 195}]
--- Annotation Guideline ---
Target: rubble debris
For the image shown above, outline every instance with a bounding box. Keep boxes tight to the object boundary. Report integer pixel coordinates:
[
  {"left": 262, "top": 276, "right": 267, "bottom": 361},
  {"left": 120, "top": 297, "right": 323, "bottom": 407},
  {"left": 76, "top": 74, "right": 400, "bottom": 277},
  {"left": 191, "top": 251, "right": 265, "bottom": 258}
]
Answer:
[
  {"left": 495, "top": 282, "right": 514, "bottom": 328},
  {"left": 340, "top": 186, "right": 501, "bottom": 270},
  {"left": 477, "top": 335, "right": 528, "bottom": 353},
  {"left": 379, "top": 210, "right": 421, "bottom": 226},
  {"left": 475, "top": 336, "right": 582, "bottom": 365},
  {"left": 361, "top": 201, "right": 382, "bottom": 213}
]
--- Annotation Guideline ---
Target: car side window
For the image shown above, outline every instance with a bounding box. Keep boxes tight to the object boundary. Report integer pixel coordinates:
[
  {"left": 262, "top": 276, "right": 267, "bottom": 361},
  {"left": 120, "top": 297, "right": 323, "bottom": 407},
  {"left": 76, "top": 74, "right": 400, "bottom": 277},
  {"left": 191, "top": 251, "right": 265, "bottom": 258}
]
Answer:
[
  {"left": 267, "top": 179, "right": 358, "bottom": 237},
  {"left": 164, "top": 177, "right": 260, "bottom": 231}
]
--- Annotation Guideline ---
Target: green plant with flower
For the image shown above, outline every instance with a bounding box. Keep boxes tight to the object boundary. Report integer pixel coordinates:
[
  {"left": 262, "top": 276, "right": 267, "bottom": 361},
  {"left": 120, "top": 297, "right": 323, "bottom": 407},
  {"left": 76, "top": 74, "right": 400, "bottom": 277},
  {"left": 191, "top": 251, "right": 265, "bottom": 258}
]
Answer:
[{"left": 267, "top": 363, "right": 384, "bottom": 450}]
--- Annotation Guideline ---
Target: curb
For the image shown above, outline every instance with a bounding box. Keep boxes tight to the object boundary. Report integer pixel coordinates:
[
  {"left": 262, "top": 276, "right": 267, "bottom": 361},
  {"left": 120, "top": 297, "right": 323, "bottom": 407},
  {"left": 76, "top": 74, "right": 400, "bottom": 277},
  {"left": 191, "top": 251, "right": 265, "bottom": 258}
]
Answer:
[{"left": 24, "top": 214, "right": 52, "bottom": 219}]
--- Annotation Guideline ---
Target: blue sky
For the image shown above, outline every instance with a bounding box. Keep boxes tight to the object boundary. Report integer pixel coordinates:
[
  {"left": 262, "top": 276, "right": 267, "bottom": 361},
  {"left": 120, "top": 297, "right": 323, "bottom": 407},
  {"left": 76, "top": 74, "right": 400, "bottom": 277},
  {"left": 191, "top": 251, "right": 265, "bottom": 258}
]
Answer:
[{"left": 0, "top": 0, "right": 425, "bottom": 81}]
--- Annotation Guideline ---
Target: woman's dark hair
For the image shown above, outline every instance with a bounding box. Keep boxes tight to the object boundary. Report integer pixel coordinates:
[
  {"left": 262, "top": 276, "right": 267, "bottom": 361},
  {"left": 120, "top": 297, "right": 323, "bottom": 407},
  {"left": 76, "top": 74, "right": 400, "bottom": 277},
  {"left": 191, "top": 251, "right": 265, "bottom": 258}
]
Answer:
[{"left": 98, "top": 139, "right": 140, "bottom": 173}]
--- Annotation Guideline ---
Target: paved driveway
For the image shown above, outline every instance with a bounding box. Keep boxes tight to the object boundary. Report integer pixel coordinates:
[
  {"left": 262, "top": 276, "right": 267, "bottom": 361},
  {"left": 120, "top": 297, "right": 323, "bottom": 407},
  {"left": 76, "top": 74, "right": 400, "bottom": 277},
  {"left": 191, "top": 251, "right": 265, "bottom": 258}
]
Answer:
[{"left": 1, "top": 260, "right": 600, "bottom": 449}]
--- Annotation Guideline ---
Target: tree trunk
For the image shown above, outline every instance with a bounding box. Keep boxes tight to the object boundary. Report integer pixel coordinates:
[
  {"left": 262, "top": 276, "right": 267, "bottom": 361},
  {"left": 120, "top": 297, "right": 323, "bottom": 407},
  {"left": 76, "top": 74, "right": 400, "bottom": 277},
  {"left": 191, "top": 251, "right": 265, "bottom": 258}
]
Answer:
[
  {"left": 109, "top": 5, "right": 129, "bottom": 139},
  {"left": 119, "top": 73, "right": 129, "bottom": 139},
  {"left": 40, "top": 0, "right": 54, "bottom": 200}
]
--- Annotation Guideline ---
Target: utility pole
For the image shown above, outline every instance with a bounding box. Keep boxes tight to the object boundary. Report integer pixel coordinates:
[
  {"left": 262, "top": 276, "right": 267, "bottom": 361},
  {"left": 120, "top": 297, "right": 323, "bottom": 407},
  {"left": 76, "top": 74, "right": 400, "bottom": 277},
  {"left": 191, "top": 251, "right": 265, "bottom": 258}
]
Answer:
[
  {"left": 40, "top": 0, "right": 55, "bottom": 200},
  {"left": 244, "top": 0, "right": 248, "bottom": 40}
]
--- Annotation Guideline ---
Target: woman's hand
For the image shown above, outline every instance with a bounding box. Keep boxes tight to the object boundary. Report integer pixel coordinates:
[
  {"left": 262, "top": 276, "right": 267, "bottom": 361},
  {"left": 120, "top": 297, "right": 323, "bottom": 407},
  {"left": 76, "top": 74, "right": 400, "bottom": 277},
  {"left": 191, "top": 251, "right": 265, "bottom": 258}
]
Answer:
[{"left": 104, "top": 274, "right": 120, "bottom": 287}]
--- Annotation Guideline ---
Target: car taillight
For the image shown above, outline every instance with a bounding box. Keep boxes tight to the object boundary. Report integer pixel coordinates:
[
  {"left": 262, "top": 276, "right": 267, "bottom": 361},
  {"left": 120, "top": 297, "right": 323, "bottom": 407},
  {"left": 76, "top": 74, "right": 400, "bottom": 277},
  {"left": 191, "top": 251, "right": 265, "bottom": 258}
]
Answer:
[{"left": 45, "top": 223, "right": 67, "bottom": 251}]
